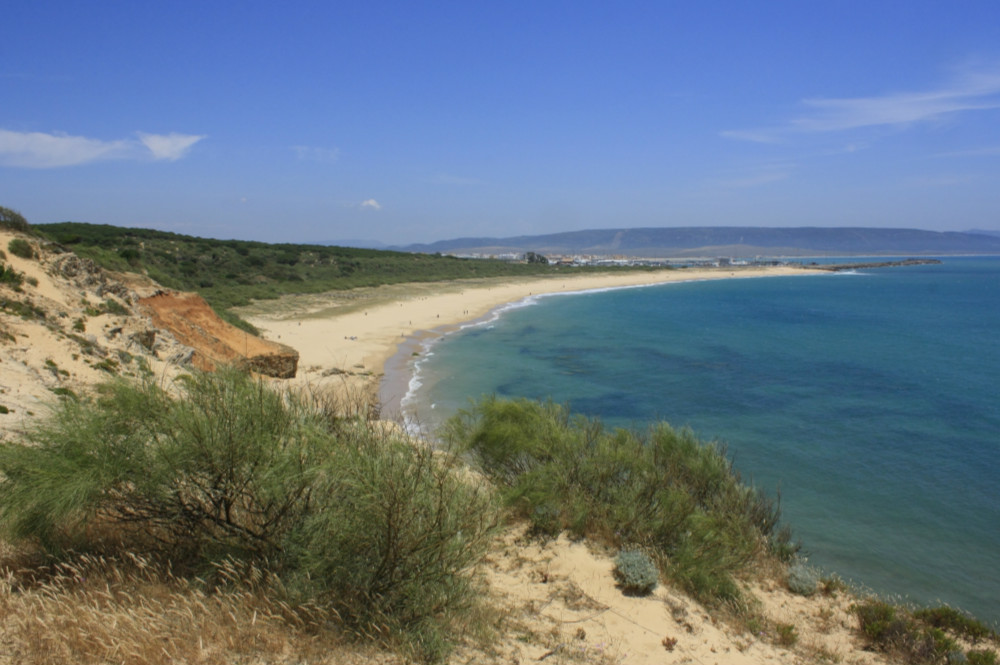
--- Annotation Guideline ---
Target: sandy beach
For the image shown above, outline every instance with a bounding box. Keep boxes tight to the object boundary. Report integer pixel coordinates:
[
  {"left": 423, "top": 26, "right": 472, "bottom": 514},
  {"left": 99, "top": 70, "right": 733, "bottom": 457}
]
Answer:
[{"left": 237, "top": 265, "right": 819, "bottom": 411}]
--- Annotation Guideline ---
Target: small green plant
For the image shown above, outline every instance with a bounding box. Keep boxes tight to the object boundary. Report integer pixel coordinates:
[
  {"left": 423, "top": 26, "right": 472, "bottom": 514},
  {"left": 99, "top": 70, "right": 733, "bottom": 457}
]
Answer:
[
  {"left": 0, "top": 262, "right": 25, "bottom": 288},
  {"left": 787, "top": 560, "right": 820, "bottom": 596},
  {"left": 93, "top": 358, "right": 119, "bottom": 374},
  {"left": 613, "top": 549, "right": 659, "bottom": 595},
  {"left": 49, "top": 387, "right": 78, "bottom": 400},
  {"left": 7, "top": 238, "right": 34, "bottom": 260},
  {"left": 72, "top": 318, "right": 86, "bottom": 332},
  {"left": 101, "top": 298, "right": 130, "bottom": 315},
  {"left": 968, "top": 649, "right": 999, "bottom": 665},
  {"left": 819, "top": 574, "right": 847, "bottom": 596},
  {"left": 0, "top": 405, "right": 9, "bottom": 414},
  {"left": 775, "top": 622, "right": 798, "bottom": 647}
]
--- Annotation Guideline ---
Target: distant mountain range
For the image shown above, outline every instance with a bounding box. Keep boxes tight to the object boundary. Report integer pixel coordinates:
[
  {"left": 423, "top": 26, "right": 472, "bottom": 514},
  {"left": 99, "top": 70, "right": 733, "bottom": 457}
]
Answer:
[{"left": 393, "top": 227, "right": 1000, "bottom": 257}]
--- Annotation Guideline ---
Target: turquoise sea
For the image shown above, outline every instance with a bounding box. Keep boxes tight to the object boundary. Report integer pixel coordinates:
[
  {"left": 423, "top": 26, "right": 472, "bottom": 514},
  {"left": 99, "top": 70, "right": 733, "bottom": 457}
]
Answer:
[{"left": 402, "top": 257, "right": 1000, "bottom": 624}]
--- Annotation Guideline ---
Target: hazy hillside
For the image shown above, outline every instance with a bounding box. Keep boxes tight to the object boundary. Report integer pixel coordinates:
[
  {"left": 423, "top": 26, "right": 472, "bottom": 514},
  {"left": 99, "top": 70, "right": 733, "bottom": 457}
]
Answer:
[{"left": 399, "top": 226, "right": 1000, "bottom": 257}]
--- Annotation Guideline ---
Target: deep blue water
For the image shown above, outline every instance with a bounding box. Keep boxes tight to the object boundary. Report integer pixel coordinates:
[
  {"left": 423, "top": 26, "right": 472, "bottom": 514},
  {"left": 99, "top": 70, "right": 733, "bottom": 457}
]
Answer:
[{"left": 404, "top": 258, "right": 1000, "bottom": 623}]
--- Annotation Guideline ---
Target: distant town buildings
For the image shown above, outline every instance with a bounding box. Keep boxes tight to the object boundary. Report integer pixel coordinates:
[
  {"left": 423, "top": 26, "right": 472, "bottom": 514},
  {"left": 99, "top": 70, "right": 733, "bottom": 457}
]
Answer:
[{"left": 445, "top": 251, "right": 790, "bottom": 269}]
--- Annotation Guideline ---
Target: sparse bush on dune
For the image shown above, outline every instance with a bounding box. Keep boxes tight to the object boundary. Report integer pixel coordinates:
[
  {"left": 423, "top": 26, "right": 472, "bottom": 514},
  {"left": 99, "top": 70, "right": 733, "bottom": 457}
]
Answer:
[
  {"left": 7, "top": 237, "right": 35, "bottom": 260},
  {"left": 442, "top": 395, "right": 792, "bottom": 606},
  {"left": 613, "top": 549, "right": 659, "bottom": 595},
  {"left": 0, "top": 206, "right": 31, "bottom": 233},
  {"left": 0, "top": 368, "right": 500, "bottom": 662},
  {"left": 853, "top": 599, "right": 999, "bottom": 665},
  {"left": 0, "top": 261, "right": 25, "bottom": 288},
  {"left": 787, "top": 559, "right": 820, "bottom": 596}
]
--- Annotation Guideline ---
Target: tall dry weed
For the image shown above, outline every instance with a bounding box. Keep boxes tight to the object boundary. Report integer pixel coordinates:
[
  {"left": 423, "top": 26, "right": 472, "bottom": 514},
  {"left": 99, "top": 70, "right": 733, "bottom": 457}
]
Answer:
[{"left": 0, "top": 549, "right": 355, "bottom": 664}]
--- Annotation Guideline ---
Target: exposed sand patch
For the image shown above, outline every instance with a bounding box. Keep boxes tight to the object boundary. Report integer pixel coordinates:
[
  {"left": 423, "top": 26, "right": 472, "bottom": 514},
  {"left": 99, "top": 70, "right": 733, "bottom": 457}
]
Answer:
[{"left": 457, "top": 523, "right": 889, "bottom": 665}]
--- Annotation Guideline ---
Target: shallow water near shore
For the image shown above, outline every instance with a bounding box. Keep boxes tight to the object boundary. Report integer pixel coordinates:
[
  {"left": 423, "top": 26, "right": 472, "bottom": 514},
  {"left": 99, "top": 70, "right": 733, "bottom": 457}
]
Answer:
[{"left": 406, "top": 257, "right": 1000, "bottom": 623}]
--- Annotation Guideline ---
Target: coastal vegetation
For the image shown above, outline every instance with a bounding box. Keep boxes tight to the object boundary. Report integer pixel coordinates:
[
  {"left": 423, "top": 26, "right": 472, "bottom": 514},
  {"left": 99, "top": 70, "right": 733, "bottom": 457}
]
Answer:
[
  {"left": 0, "top": 368, "right": 997, "bottom": 663},
  {"left": 2, "top": 213, "right": 997, "bottom": 662},
  {"left": 0, "top": 369, "right": 500, "bottom": 662},
  {"left": 441, "top": 396, "right": 794, "bottom": 607},
  {"left": 34, "top": 222, "right": 653, "bottom": 332}
]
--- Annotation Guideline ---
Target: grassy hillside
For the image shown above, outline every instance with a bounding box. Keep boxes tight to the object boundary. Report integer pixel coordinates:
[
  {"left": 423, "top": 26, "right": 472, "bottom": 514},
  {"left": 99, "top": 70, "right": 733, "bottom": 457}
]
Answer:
[{"left": 35, "top": 222, "right": 640, "bottom": 313}]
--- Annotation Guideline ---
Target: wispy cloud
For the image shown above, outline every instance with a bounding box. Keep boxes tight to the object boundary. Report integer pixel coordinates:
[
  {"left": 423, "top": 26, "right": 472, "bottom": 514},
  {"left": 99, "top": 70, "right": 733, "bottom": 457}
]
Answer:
[
  {"left": 291, "top": 145, "right": 340, "bottom": 163},
  {"left": 0, "top": 129, "right": 205, "bottom": 168},
  {"left": 723, "top": 63, "right": 1000, "bottom": 143},
  {"left": 137, "top": 132, "right": 205, "bottom": 161},
  {"left": 360, "top": 198, "right": 381, "bottom": 210}
]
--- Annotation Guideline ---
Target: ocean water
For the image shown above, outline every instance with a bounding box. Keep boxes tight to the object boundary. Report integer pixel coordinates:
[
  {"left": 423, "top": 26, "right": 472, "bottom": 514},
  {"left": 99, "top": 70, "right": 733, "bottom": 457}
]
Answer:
[{"left": 403, "top": 258, "right": 1000, "bottom": 624}]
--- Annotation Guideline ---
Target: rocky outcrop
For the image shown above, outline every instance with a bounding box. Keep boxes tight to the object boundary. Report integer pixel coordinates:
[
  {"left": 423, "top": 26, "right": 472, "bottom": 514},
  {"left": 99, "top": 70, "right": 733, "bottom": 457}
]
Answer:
[
  {"left": 138, "top": 291, "right": 299, "bottom": 378},
  {"left": 48, "top": 254, "right": 133, "bottom": 301}
]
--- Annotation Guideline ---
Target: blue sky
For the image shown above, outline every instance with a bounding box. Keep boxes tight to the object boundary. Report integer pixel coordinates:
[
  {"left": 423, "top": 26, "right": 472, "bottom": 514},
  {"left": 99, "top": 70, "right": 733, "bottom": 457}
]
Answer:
[{"left": 3, "top": 1, "right": 1000, "bottom": 245}]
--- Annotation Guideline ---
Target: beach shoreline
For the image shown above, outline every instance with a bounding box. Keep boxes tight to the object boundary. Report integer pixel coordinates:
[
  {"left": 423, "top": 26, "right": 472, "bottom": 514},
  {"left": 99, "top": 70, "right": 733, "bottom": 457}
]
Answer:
[{"left": 237, "top": 265, "right": 821, "bottom": 412}]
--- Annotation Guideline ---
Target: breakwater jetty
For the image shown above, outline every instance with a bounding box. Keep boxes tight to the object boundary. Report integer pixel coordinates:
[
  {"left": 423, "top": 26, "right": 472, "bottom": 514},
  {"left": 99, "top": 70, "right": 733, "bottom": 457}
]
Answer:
[{"left": 803, "top": 258, "right": 942, "bottom": 272}]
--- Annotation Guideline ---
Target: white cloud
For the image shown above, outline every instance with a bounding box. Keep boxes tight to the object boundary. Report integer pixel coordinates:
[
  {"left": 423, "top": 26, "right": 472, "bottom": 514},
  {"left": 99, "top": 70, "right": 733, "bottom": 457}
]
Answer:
[
  {"left": 723, "top": 62, "right": 1000, "bottom": 142},
  {"left": 0, "top": 128, "right": 204, "bottom": 167},
  {"left": 0, "top": 129, "right": 131, "bottom": 167},
  {"left": 137, "top": 132, "right": 206, "bottom": 161},
  {"left": 292, "top": 145, "right": 340, "bottom": 162},
  {"left": 360, "top": 198, "right": 381, "bottom": 210}
]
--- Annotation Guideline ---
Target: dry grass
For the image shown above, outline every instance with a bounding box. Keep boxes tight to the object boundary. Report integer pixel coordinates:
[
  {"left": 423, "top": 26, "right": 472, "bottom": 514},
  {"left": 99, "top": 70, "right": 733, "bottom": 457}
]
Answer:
[{"left": 0, "top": 548, "right": 401, "bottom": 665}]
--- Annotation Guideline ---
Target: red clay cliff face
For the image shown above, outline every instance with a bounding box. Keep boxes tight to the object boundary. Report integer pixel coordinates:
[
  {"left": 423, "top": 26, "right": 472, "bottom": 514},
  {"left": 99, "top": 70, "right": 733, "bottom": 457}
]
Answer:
[{"left": 138, "top": 292, "right": 298, "bottom": 379}]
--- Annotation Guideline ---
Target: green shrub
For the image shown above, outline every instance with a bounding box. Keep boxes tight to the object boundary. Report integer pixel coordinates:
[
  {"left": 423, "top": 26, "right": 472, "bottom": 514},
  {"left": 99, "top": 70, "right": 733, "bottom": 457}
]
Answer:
[
  {"left": 913, "top": 606, "right": 995, "bottom": 643},
  {"left": 787, "top": 560, "right": 819, "bottom": 596},
  {"left": 851, "top": 599, "right": 995, "bottom": 664},
  {"left": 613, "top": 549, "right": 659, "bottom": 595},
  {"left": 853, "top": 600, "right": 900, "bottom": 644},
  {"left": 0, "top": 368, "right": 500, "bottom": 662},
  {"left": 443, "top": 396, "right": 786, "bottom": 606},
  {"left": 285, "top": 432, "right": 499, "bottom": 656},
  {"left": 7, "top": 238, "right": 34, "bottom": 260}
]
